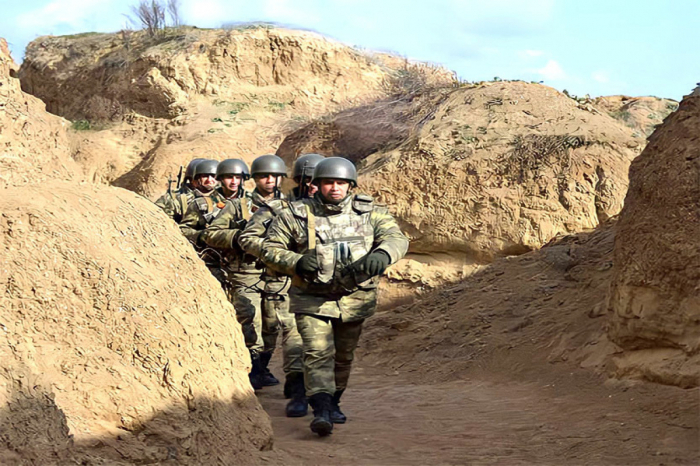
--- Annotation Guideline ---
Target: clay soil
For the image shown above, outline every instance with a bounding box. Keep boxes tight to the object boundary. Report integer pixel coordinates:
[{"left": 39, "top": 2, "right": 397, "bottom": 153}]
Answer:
[{"left": 259, "top": 353, "right": 698, "bottom": 465}]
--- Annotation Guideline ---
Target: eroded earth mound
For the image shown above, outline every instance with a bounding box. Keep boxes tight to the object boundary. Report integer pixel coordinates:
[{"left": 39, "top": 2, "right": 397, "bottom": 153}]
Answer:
[
  {"left": 0, "top": 181, "right": 272, "bottom": 464},
  {"left": 0, "top": 38, "right": 78, "bottom": 189},
  {"left": 20, "top": 27, "right": 453, "bottom": 197},
  {"left": 594, "top": 94, "right": 678, "bottom": 137},
  {"left": 606, "top": 90, "right": 700, "bottom": 388},
  {"left": 279, "top": 82, "right": 645, "bottom": 293}
]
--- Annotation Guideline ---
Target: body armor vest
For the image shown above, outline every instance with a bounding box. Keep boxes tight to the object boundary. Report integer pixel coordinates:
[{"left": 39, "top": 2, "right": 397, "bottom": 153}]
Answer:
[{"left": 290, "top": 194, "right": 378, "bottom": 295}]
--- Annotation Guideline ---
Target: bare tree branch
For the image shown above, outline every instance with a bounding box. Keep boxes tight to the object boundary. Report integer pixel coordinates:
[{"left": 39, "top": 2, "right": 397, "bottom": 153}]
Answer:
[
  {"left": 129, "top": 0, "right": 167, "bottom": 37},
  {"left": 167, "top": 0, "right": 181, "bottom": 27}
]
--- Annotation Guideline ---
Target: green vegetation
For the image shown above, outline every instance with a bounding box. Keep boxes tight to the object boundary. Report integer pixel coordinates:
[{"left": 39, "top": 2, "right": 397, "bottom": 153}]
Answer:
[
  {"left": 267, "top": 101, "right": 287, "bottom": 111},
  {"left": 71, "top": 120, "right": 93, "bottom": 131}
]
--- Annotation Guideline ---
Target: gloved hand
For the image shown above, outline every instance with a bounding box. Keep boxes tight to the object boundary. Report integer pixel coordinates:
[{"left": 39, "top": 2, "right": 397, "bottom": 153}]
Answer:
[
  {"left": 362, "top": 250, "right": 391, "bottom": 277},
  {"left": 295, "top": 252, "right": 319, "bottom": 277}
]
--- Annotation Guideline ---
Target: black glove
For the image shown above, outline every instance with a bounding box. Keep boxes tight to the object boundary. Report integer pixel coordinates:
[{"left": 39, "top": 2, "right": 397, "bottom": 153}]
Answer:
[
  {"left": 295, "top": 252, "right": 319, "bottom": 277},
  {"left": 362, "top": 250, "right": 391, "bottom": 277}
]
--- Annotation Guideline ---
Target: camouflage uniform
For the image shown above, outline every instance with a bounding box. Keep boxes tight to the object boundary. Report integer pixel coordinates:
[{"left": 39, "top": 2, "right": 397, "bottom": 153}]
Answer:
[
  {"left": 261, "top": 193, "right": 409, "bottom": 396},
  {"left": 239, "top": 194, "right": 302, "bottom": 376},
  {"left": 179, "top": 188, "right": 227, "bottom": 282},
  {"left": 155, "top": 183, "right": 196, "bottom": 224},
  {"left": 202, "top": 190, "right": 279, "bottom": 353}
]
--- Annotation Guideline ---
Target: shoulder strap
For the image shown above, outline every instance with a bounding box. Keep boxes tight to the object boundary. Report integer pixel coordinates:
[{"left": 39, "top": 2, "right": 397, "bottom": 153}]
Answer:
[
  {"left": 179, "top": 194, "right": 188, "bottom": 217},
  {"left": 241, "top": 198, "right": 251, "bottom": 220},
  {"left": 306, "top": 204, "right": 316, "bottom": 250},
  {"left": 289, "top": 199, "right": 309, "bottom": 219},
  {"left": 352, "top": 193, "right": 375, "bottom": 213}
]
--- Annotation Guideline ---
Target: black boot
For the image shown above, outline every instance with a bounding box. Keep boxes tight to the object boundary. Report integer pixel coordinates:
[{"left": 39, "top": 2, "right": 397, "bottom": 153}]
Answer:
[
  {"left": 260, "top": 351, "right": 280, "bottom": 386},
  {"left": 249, "top": 352, "right": 263, "bottom": 390},
  {"left": 331, "top": 389, "right": 347, "bottom": 424},
  {"left": 284, "top": 372, "right": 308, "bottom": 418},
  {"left": 308, "top": 393, "right": 334, "bottom": 436}
]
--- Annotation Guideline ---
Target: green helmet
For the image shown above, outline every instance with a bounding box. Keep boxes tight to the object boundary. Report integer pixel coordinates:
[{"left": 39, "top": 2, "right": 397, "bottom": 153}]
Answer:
[
  {"left": 193, "top": 159, "right": 219, "bottom": 178},
  {"left": 293, "top": 153, "right": 325, "bottom": 181},
  {"left": 251, "top": 154, "right": 287, "bottom": 177},
  {"left": 216, "top": 158, "right": 250, "bottom": 180},
  {"left": 185, "top": 157, "right": 207, "bottom": 181},
  {"left": 312, "top": 157, "right": 357, "bottom": 187}
]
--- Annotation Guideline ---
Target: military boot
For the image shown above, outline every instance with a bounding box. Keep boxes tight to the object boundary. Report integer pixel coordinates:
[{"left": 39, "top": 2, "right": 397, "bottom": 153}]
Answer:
[
  {"left": 308, "top": 393, "right": 334, "bottom": 436},
  {"left": 249, "top": 352, "right": 263, "bottom": 390},
  {"left": 259, "top": 351, "right": 280, "bottom": 386},
  {"left": 284, "top": 372, "right": 308, "bottom": 418},
  {"left": 331, "top": 389, "right": 347, "bottom": 424}
]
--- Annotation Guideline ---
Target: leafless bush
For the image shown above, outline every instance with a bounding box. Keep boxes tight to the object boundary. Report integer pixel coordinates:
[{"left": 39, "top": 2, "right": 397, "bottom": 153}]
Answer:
[
  {"left": 167, "top": 0, "right": 181, "bottom": 27},
  {"left": 128, "top": 0, "right": 167, "bottom": 37}
]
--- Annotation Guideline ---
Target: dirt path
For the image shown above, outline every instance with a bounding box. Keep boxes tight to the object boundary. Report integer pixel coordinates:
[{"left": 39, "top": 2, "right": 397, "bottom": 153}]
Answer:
[{"left": 258, "top": 356, "right": 698, "bottom": 465}]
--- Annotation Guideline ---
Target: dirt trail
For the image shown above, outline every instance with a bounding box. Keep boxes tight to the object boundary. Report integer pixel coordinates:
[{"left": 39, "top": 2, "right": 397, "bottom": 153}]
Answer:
[{"left": 258, "top": 355, "right": 698, "bottom": 465}]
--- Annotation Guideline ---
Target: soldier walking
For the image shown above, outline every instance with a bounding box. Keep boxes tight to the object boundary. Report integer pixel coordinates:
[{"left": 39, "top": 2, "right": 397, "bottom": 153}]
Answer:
[
  {"left": 179, "top": 159, "right": 226, "bottom": 247},
  {"left": 155, "top": 158, "right": 205, "bottom": 223},
  {"left": 261, "top": 157, "right": 408, "bottom": 436},
  {"left": 239, "top": 153, "right": 325, "bottom": 417},
  {"left": 203, "top": 155, "right": 287, "bottom": 389}
]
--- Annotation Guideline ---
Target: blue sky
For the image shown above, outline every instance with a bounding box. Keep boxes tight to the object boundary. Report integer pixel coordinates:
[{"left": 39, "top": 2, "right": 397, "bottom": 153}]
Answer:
[{"left": 1, "top": 0, "right": 697, "bottom": 100}]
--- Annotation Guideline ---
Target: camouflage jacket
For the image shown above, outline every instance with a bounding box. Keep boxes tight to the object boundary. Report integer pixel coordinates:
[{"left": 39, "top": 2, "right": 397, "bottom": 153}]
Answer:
[
  {"left": 179, "top": 188, "right": 226, "bottom": 248},
  {"left": 154, "top": 183, "right": 195, "bottom": 224},
  {"left": 261, "top": 193, "right": 409, "bottom": 321},
  {"left": 202, "top": 190, "right": 276, "bottom": 275},
  {"left": 239, "top": 192, "right": 292, "bottom": 288}
]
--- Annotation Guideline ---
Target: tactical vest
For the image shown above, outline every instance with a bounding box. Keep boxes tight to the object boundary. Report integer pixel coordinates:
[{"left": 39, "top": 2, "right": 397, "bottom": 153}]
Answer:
[
  {"left": 289, "top": 194, "right": 379, "bottom": 295},
  {"left": 194, "top": 196, "right": 224, "bottom": 224}
]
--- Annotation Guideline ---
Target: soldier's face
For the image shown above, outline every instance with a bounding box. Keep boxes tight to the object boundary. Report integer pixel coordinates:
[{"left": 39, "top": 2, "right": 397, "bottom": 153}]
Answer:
[
  {"left": 196, "top": 174, "right": 217, "bottom": 192},
  {"left": 220, "top": 174, "right": 242, "bottom": 196},
  {"left": 254, "top": 174, "right": 281, "bottom": 195},
  {"left": 319, "top": 179, "right": 350, "bottom": 204}
]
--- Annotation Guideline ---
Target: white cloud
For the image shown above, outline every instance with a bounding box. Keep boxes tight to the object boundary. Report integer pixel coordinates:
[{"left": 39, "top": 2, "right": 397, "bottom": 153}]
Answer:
[
  {"left": 524, "top": 49, "right": 544, "bottom": 57},
  {"left": 592, "top": 71, "right": 609, "bottom": 83},
  {"left": 534, "top": 59, "right": 566, "bottom": 81}
]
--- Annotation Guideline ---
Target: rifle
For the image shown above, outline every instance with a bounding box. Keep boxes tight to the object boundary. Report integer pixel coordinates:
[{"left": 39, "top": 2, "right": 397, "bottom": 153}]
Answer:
[
  {"left": 299, "top": 161, "right": 310, "bottom": 198},
  {"left": 167, "top": 173, "right": 175, "bottom": 196},
  {"left": 175, "top": 165, "right": 184, "bottom": 191}
]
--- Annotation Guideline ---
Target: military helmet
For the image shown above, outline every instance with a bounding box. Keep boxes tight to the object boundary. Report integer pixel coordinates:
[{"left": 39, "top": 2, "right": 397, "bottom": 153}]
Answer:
[
  {"left": 251, "top": 154, "right": 287, "bottom": 177},
  {"left": 216, "top": 158, "right": 250, "bottom": 180},
  {"left": 193, "top": 159, "right": 219, "bottom": 178},
  {"left": 293, "top": 153, "right": 325, "bottom": 181},
  {"left": 184, "top": 158, "right": 207, "bottom": 181},
  {"left": 312, "top": 157, "right": 357, "bottom": 187}
]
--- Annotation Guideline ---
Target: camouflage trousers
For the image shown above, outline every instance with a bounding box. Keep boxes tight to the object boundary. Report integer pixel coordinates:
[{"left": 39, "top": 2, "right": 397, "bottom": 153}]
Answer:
[
  {"left": 295, "top": 313, "right": 365, "bottom": 397},
  {"left": 263, "top": 277, "right": 303, "bottom": 375},
  {"left": 228, "top": 273, "right": 278, "bottom": 354}
]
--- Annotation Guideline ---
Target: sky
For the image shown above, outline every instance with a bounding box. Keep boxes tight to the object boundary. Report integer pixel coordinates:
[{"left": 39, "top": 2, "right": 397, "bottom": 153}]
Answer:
[{"left": 1, "top": 0, "right": 698, "bottom": 100}]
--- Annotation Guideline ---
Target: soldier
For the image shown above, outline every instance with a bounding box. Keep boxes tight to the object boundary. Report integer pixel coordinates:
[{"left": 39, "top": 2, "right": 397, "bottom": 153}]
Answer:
[
  {"left": 216, "top": 158, "right": 249, "bottom": 200},
  {"left": 155, "top": 158, "right": 205, "bottom": 223},
  {"left": 239, "top": 153, "right": 325, "bottom": 417},
  {"left": 179, "top": 159, "right": 226, "bottom": 251},
  {"left": 203, "top": 154, "right": 286, "bottom": 390},
  {"left": 261, "top": 157, "right": 409, "bottom": 436}
]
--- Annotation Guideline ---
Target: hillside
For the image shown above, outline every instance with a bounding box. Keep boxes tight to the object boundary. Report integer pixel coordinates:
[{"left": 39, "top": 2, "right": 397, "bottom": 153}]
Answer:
[
  {"left": 20, "top": 27, "right": 454, "bottom": 197},
  {"left": 278, "top": 81, "right": 647, "bottom": 296},
  {"left": 0, "top": 38, "right": 78, "bottom": 189}
]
